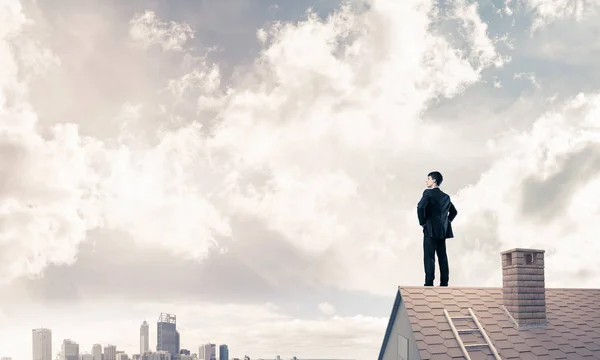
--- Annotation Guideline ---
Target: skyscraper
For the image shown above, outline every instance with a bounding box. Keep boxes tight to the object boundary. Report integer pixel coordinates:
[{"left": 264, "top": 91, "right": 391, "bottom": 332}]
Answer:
[
  {"left": 91, "top": 345, "right": 102, "bottom": 360},
  {"left": 32, "top": 328, "right": 52, "bottom": 360},
  {"left": 143, "top": 352, "right": 171, "bottom": 360},
  {"left": 218, "top": 345, "right": 228, "bottom": 360},
  {"left": 140, "top": 320, "right": 150, "bottom": 354},
  {"left": 198, "top": 345, "right": 215, "bottom": 360},
  {"left": 156, "top": 313, "right": 179, "bottom": 356},
  {"left": 61, "top": 340, "right": 79, "bottom": 360},
  {"left": 103, "top": 345, "right": 117, "bottom": 360}
]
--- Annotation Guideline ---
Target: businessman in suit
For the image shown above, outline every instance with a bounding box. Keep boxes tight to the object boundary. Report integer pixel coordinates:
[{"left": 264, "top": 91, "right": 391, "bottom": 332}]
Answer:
[{"left": 417, "top": 171, "right": 458, "bottom": 287}]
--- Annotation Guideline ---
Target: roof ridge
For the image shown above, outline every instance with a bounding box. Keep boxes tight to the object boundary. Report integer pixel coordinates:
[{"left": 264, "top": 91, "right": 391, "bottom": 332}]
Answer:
[{"left": 397, "top": 286, "right": 600, "bottom": 290}]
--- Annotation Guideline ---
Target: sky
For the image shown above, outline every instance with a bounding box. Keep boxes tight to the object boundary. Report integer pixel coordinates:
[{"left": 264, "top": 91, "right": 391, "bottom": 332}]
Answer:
[{"left": 1, "top": 0, "right": 600, "bottom": 359}]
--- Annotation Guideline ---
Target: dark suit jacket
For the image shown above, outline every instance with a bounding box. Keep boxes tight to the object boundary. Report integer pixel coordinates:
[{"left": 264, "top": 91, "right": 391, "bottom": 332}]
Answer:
[{"left": 417, "top": 188, "right": 457, "bottom": 239}]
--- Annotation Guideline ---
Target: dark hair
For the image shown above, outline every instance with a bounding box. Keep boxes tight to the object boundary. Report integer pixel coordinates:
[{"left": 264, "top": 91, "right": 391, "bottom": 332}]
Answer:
[{"left": 428, "top": 171, "right": 443, "bottom": 186}]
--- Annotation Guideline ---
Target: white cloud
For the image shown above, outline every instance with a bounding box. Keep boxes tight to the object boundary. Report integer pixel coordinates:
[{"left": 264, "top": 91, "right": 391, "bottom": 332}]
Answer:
[
  {"left": 514, "top": 71, "right": 540, "bottom": 88},
  {"left": 166, "top": 55, "right": 222, "bottom": 105},
  {"left": 3, "top": 0, "right": 594, "bottom": 294},
  {"left": 522, "top": 0, "right": 600, "bottom": 30},
  {"left": 0, "top": 2, "right": 103, "bottom": 284},
  {"left": 452, "top": 0, "right": 506, "bottom": 69},
  {"left": 450, "top": 92, "right": 600, "bottom": 288},
  {"left": 129, "top": 10, "right": 195, "bottom": 51},
  {"left": 318, "top": 302, "right": 336, "bottom": 316}
]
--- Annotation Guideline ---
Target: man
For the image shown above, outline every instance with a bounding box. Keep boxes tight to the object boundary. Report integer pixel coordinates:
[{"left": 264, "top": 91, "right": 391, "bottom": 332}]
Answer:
[{"left": 417, "top": 171, "right": 457, "bottom": 287}]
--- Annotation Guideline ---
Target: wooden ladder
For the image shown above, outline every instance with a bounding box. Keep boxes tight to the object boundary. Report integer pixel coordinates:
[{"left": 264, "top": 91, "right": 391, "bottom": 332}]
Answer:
[{"left": 443, "top": 308, "right": 502, "bottom": 360}]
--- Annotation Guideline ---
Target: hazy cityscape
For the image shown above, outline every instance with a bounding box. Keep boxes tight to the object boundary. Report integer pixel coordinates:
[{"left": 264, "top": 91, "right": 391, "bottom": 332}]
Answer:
[{"left": 6, "top": 313, "right": 312, "bottom": 360}]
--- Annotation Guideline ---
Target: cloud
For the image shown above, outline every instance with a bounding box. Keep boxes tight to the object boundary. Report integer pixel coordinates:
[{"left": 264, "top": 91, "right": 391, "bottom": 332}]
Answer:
[
  {"left": 521, "top": 0, "right": 600, "bottom": 30},
  {"left": 514, "top": 72, "right": 540, "bottom": 88},
  {"left": 129, "top": 10, "right": 195, "bottom": 51},
  {"left": 0, "top": 0, "right": 507, "bottom": 290},
  {"left": 450, "top": 92, "right": 600, "bottom": 288},
  {"left": 318, "top": 302, "right": 336, "bottom": 316},
  {"left": 2, "top": 0, "right": 598, "bottom": 299}
]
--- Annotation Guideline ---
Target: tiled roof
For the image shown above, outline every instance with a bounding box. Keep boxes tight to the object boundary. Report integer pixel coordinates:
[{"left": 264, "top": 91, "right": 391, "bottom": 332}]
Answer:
[{"left": 398, "top": 287, "right": 600, "bottom": 360}]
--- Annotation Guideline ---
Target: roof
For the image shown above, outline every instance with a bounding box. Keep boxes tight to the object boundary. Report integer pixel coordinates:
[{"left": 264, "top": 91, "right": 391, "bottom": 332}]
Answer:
[{"left": 379, "top": 286, "right": 600, "bottom": 360}]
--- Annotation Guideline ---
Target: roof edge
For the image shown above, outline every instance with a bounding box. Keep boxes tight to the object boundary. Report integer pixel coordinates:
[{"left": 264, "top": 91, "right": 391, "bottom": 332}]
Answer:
[
  {"left": 377, "top": 289, "right": 402, "bottom": 360},
  {"left": 397, "top": 286, "right": 600, "bottom": 290}
]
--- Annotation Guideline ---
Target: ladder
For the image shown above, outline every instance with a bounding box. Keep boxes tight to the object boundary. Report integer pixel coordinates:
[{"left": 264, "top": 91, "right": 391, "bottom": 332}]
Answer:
[{"left": 443, "top": 308, "right": 502, "bottom": 360}]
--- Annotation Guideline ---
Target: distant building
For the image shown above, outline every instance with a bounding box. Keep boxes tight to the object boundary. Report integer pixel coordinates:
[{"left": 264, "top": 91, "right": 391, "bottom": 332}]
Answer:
[
  {"left": 157, "top": 313, "right": 179, "bottom": 356},
  {"left": 179, "top": 350, "right": 190, "bottom": 356},
  {"left": 140, "top": 320, "right": 150, "bottom": 354},
  {"left": 61, "top": 340, "right": 79, "bottom": 360},
  {"left": 79, "top": 355, "right": 93, "bottom": 360},
  {"left": 198, "top": 344, "right": 215, "bottom": 360},
  {"left": 91, "top": 345, "right": 102, "bottom": 360},
  {"left": 32, "top": 328, "right": 53, "bottom": 360},
  {"left": 116, "top": 353, "right": 129, "bottom": 360},
  {"left": 143, "top": 351, "right": 171, "bottom": 360},
  {"left": 132, "top": 355, "right": 141, "bottom": 360},
  {"left": 103, "top": 345, "right": 117, "bottom": 360},
  {"left": 218, "top": 346, "right": 228, "bottom": 360},
  {"left": 1, "top": 357, "right": 12, "bottom": 360}
]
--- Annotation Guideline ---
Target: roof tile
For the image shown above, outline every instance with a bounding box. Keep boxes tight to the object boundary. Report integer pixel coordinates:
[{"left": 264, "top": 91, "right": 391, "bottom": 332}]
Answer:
[
  {"left": 557, "top": 344, "right": 576, "bottom": 354},
  {"left": 547, "top": 349, "right": 567, "bottom": 359},
  {"left": 427, "top": 344, "right": 447, "bottom": 355},
  {"left": 421, "top": 327, "right": 439, "bottom": 336},
  {"left": 513, "top": 343, "right": 531, "bottom": 352},
  {"left": 423, "top": 335, "right": 444, "bottom": 345},
  {"left": 574, "top": 347, "right": 594, "bottom": 357},
  {"left": 429, "top": 354, "right": 453, "bottom": 360},
  {"left": 540, "top": 340, "right": 560, "bottom": 350},
  {"left": 530, "top": 346, "right": 549, "bottom": 356},
  {"left": 500, "top": 348, "right": 520, "bottom": 359},
  {"left": 584, "top": 341, "right": 600, "bottom": 351}
]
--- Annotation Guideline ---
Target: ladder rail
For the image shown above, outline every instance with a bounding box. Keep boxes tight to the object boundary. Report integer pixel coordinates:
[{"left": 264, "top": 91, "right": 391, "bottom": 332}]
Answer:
[
  {"left": 468, "top": 308, "right": 502, "bottom": 360},
  {"left": 444, "top": 308, "right": 503, "bottom": 360},
  {"left": 443, "top": 309, "right": 472, "bottom": 360}
]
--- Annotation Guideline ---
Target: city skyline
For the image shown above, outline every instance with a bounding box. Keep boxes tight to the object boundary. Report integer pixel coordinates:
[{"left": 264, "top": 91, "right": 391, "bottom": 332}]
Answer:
[
  {"left": 2, "top": 0, "right": 600, "bottom": 359},
  {"left": 23, "top": 318, "right": 235, "bottom": 360}
]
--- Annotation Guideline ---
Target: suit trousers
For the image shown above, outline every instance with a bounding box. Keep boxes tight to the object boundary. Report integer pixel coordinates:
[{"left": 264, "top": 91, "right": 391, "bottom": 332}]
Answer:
[{"left": 423, "top": 235, "right": 449, "bottom": 286}]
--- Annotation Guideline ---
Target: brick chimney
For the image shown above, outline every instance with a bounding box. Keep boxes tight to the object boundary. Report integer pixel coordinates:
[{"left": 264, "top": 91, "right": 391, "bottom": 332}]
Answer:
[{"left": 501, "top": 248, "right": 546, "bottom": 328}]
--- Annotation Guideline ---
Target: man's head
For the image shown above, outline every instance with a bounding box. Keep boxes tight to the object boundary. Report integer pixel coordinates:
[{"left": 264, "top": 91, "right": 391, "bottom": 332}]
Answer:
[{"left": 426, "top": 171, "right": 443, "bottom": 188}]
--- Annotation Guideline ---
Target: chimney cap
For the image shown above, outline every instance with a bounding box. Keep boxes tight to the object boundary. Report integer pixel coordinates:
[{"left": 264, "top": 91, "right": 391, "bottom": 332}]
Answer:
[{"left": 501, "top": 248, "right": 545, "bottom": 255}]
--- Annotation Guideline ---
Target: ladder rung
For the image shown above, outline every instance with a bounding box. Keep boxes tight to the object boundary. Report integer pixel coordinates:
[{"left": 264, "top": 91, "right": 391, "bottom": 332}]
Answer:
[
  {"left": 457, "top": 328, "right": 480, "bottom": 333},
  {"left": 445, "top": 308, "right": 502, "bottom": 360}
]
